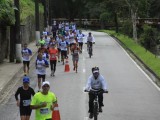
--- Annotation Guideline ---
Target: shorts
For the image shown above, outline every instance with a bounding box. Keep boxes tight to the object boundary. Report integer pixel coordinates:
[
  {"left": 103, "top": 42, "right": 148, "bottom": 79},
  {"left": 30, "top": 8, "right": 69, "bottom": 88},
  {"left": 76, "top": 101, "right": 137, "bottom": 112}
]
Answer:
[
  {"left": 37, "top": 74, "right": 46, "bottom": 79},
  {"left": 20, "top": 106, "right": 32, "bottom": 116},
  {"left": 72, "top": 56, "right": 79, "bottom": 62},
  {"left": 61, "top": 50, "right": 67, "bottom": 58},
  {"left": 23, "top": 61, "right": 30, "bottom": 67},
  {"left": 78, "top": 42, "right": 83, "bottom": 47}
]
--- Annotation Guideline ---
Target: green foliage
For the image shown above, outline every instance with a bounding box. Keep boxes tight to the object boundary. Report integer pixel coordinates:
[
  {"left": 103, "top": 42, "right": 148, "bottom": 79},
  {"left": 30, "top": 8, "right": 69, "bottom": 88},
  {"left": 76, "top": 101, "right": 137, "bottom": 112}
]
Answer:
[
  {"left": 0, "top": 0, "right": 44, "bottom": 25},
  {"left": 20, "top": 0, "right": 44, "bottom": 23},
  {"left": 139, "top": 24, "right": 159, "bottom": 50},
  {"left": 121, "top": 19, "right": 132, "bottom": 37},
  {"left": 99, "top": 12, "right": 111, "bottom": 22},
  {"left": 0, "top": 0, "right": 15, "bottom": 25}
]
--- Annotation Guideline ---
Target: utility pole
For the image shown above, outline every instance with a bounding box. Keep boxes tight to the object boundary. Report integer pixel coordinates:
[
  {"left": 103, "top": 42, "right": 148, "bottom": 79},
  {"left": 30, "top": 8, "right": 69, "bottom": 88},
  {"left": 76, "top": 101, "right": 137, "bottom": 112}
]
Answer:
[
  {"left": 42, "top": 0, "right": 47, "bottom": 31},
  {"left": 48, "top": 0, "right": 52, "bottom": 33},
  {"left": 14, "top": 0, "right": 22, "bottom": 63},
  {"left": 35, "top": 0, "right": 40, "bottom": 45}
]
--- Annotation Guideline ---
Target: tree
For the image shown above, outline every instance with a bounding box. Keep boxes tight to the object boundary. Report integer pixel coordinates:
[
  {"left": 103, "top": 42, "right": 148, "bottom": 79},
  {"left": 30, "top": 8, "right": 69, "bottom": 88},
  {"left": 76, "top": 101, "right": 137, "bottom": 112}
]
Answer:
[{"left": 0, "top": 0, "right": 15, "bottom": 25}]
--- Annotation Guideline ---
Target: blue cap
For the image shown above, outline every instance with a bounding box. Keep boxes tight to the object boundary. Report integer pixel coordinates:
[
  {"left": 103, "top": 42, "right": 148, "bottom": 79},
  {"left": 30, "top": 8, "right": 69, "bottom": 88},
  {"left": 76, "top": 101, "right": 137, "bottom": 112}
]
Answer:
[{"left": 23, "top": 76, "right": 30, "bottom": 83}]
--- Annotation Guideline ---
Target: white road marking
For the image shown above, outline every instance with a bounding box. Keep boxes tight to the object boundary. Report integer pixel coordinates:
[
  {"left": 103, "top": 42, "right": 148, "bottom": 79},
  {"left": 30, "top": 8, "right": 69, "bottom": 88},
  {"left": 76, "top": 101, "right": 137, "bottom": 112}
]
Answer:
[
  {"left": 83, "top": 69, "right": 86, "bottom": 73},
  {"left": 110, "top": 36, "right": 160, "bottom": 91}
]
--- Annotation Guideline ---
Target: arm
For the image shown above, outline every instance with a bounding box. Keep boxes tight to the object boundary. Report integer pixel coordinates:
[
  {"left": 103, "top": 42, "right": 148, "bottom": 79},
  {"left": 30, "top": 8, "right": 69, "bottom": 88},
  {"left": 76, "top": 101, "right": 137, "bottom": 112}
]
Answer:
[
  {"left": 30, "top": 102, "right": 47, "bottom": 109},
  {"left": 85, "top": 76, "right": 92, "bottom": 91},
  {"left": 101, "top": 76, "right": 108, "bottom": 92},
  {"left": 15, "top": 87, "right": 20, "bottom": 106}
]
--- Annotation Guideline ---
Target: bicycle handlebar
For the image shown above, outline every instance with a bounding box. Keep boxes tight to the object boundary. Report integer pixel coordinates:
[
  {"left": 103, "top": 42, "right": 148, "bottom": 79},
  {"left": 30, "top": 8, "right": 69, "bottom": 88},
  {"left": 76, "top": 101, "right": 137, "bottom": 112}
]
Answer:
[{"left": 84, "top": 90, "right": 108, "bottom": 94}]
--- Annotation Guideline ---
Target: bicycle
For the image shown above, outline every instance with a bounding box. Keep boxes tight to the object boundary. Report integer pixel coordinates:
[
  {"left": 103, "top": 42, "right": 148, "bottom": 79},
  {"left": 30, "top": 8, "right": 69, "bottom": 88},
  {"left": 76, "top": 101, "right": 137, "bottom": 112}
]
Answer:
[{"left": 85, "top": 90, "right": 108, "bottom": 120}]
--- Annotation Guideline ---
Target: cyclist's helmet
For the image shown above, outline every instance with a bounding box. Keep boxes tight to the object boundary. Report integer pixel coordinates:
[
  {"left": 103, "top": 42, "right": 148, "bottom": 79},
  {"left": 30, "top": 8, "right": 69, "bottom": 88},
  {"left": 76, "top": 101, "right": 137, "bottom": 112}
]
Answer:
[
  {"left": 23, "top": 76, "right": 30, "bottom": 83},
  {"left": 92, "top": 66, "right": 99, "bottom": 79}
]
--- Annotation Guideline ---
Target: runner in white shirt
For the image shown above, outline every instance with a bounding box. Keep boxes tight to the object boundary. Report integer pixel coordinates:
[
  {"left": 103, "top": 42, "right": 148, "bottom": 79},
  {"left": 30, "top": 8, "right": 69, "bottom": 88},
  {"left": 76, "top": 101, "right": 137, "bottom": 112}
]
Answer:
[
  {"left": 59, "top": 36, "right": 69, "bottom": 65},
  {"left": 35, "top": 53, "right": 49, "bottom": 92},
  {"left": 77, "top": 30, "right": 85, "bottom": 53},
  {"left": 69, "top": 30, "right": 75, "bottom": 50},
  {"left": 56, "top": 34, "right": 62, "bottom": 62},
  {"left": 22, "top": 43, "right": 32, "bottom": 75}
]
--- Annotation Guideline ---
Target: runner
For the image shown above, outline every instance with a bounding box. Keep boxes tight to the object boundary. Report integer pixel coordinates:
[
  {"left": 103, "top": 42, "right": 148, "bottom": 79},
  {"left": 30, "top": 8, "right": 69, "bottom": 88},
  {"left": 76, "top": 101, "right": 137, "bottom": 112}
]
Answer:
[
  {"left": 30, "top": 81, "right": 57, "bottom": 120},
  {"left": 36, "top": 53, "right": 49, "bottom": 92},
  {"left": 56, "top": 34, "right": 62, "bottom": 62},
  {"left": 22, "top": 43, "right": 32, "bottom": 75},
  {"left": 15, "top": 76, "right": 35, "bottom": 120},
  {"left": 48, "top": 44, "right": 58, "bottom": 76},
  {"left": 71, "top": 42, "right": 80, "bottom": 73},
  {"left": 38, "top": 36, "right": 46, "bottom": 47},
  {"left": 77, "top": 30, "right": 85, "bottom": 53},
  {"left": 69, "top": 30, "right": 75, "bottom": 51},
  {"left": 59, "top": 36, "right": 69, "bottom": 65}
]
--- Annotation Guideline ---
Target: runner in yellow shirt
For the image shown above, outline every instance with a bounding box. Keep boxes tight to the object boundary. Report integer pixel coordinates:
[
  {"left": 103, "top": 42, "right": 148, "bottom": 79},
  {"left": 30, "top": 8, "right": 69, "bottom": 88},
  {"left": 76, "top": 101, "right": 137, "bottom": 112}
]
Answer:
[{"left": 30, "top": 81, "right": 57, "bottom": 120}]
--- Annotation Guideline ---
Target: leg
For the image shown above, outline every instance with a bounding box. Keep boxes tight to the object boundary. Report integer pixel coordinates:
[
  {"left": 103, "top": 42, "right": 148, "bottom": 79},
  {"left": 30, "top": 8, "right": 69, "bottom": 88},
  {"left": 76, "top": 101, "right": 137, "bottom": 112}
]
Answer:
[
  {"left": 37, "top": 75, "right": 41, "bottom": 91},
  {"left": 26, "top": 61, "right": 30, "bottom": 74},
  {"left": 50, "top": 60, "right": 54, "bottom": 76},
  {"left": 53, "top": 60, "right": 57, "bottom": 75},
  {"left": 75, "top": 60, "right": 78, "bottom": 73},
  {"left": 89, "top": 92, "right": 95, "bottom": 113},
  {"left": 42, "top": 75, "right": 46, "bottom": 82},
  {"left": 98, "top": 92, "right": 103, "bottom": 112},
  {"left": 23, "top": 61, "right": 27, "bottom": 74}
]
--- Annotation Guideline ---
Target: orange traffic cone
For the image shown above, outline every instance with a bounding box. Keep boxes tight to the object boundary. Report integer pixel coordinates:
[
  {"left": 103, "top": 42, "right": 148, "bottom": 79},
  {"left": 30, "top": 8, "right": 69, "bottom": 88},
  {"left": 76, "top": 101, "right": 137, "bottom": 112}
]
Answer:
[
  {"left": 64, "top": 58, "right": 70, "bottom": 72},
  {"left": 52, "top": 103, "right": 61, "bottom": 120}
]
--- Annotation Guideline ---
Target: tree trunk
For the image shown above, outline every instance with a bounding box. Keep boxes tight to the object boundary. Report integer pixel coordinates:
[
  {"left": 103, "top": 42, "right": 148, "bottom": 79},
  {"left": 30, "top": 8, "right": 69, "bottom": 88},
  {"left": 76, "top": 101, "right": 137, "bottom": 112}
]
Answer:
[
  {"left": 131, "top": 9, "right": 138, "bottom": 43},
  {"left": 114, "top": 12, "right": 119, "bottom": 33}
]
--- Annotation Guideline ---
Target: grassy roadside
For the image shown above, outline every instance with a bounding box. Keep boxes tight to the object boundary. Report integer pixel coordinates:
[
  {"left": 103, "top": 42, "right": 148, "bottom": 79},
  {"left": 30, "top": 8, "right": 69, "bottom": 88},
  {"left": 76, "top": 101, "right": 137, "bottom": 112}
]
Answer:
[{"left": 99, "top": 30, "right": 160, "bottom": 78}]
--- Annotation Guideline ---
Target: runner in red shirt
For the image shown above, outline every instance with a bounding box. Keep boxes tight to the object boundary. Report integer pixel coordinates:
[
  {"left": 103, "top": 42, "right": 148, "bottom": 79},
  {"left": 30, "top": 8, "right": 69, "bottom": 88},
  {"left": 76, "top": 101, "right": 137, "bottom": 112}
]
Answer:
[{"left": 48, "top": 44, "right": 58, "bottom": 76}]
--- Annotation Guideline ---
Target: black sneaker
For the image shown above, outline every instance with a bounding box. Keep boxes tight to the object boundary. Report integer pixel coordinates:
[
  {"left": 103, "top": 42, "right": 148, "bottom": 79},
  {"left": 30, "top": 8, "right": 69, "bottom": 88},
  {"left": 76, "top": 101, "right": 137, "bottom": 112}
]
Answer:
[
  {"left": 89, "top": 113, "right": 93, "bottom": 119},
  {"left": 99, "top": 107, "right": 102, "bottom": 112}
]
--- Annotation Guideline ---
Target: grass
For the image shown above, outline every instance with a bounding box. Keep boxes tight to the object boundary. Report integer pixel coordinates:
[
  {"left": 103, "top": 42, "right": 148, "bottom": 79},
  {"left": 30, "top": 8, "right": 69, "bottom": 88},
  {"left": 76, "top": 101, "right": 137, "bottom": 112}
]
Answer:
[{"left": 99, "top": 30, "right": 160, "bottom": 78}]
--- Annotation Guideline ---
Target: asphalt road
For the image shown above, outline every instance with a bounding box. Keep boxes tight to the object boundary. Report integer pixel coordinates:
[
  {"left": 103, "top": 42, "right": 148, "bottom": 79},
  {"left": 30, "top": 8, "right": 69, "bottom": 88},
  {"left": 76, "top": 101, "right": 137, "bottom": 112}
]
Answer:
[{"left": 0, "top": 31, "right": 160, "bottom": 120}]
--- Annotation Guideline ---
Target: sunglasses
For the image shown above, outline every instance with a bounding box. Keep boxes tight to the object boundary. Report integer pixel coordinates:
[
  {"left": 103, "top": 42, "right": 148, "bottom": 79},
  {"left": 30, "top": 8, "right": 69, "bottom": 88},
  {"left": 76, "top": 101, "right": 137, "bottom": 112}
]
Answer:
[{"left": 43, "top": 85, "right": 49, "bottom": 87}]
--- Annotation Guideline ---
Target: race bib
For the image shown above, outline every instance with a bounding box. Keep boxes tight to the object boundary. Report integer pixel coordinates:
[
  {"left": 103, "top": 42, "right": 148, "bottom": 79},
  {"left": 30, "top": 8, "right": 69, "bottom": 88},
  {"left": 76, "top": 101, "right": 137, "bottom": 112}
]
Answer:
[
  {"left": 40, "top": 108, "right": 49, "bottom": 114},
  {"left": 23, "top": 100, "right": 31, "bottom": 106},
  {"left": 51, "top": 54, "right": 56, "bottom": 59}
]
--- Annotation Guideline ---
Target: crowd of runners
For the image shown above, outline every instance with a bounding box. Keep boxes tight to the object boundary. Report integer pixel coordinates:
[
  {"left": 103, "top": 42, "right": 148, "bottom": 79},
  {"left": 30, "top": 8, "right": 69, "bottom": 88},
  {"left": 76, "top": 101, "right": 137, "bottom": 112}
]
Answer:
[{"left": 15, "top": 21, "right": 97, "bottom": 120}]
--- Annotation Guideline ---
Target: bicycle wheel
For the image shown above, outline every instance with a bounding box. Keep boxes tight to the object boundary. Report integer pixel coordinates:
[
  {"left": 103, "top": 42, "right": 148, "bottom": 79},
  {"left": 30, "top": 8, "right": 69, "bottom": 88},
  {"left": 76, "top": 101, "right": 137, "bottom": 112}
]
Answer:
[
  {"left": 89, "top": 48, "right": 92, "bottom": 58},
  {"left": 93, "top": 102, "right": 98, "bottom": 120}
]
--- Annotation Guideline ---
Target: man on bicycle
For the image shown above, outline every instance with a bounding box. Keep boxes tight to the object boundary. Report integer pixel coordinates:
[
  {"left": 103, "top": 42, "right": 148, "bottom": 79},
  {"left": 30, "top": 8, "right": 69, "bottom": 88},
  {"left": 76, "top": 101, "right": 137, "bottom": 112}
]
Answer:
[
  {"left": 84, "top": 66, "right": 108, "bottom": 119},
  {"left": 86, "top": 32, "right": 95, "bottom": 55}
]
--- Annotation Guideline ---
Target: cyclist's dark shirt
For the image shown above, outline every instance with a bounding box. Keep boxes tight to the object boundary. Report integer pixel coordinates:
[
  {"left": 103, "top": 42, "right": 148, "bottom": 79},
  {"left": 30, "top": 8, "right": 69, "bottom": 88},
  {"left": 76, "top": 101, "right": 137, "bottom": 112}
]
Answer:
[{"left": 15, "top": 86, "right": 35, "bottom": 107}]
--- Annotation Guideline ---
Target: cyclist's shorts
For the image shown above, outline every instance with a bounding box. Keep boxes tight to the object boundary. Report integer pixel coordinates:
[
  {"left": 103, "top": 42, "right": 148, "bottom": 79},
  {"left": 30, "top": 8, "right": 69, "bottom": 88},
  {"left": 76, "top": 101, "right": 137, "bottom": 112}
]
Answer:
[{"left": 20, "top": 106, "right": 32, "bottom": 116}]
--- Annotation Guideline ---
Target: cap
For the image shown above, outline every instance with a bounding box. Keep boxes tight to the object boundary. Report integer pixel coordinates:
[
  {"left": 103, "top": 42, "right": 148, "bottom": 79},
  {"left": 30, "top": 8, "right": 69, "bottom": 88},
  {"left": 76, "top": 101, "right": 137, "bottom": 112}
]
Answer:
[
  {"left": 42, "top": 81, "right": 50, "bottom": 87},
  {"left": 23, "top": 76, "right": 30, "bottom": 83}
]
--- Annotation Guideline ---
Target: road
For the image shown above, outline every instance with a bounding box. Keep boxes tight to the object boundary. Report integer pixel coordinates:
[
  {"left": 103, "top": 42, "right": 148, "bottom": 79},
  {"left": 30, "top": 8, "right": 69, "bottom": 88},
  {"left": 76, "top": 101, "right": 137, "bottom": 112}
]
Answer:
[{"left": 0, "top": 31, "right": 160, "bottom": 120}]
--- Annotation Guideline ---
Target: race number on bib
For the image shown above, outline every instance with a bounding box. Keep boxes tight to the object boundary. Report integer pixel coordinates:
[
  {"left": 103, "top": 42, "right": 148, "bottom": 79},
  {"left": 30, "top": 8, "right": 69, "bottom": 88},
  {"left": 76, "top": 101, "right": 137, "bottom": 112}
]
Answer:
[
  {"left": 23, "top": 100, "right": 31, "bottom": 106},
  {"left": 40, "top": 108, "right": 49, "bottom": 114}
]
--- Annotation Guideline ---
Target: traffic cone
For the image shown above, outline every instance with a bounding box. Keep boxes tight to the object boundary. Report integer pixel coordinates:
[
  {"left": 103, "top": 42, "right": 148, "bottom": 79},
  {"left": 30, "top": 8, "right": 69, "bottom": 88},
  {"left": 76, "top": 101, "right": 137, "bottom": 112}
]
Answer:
[
  {"left": 52, "top": 103, "right": 61, "bottom": 120},
  {"left": 64, "top": 58, "right": 70, "bottom": 72}
]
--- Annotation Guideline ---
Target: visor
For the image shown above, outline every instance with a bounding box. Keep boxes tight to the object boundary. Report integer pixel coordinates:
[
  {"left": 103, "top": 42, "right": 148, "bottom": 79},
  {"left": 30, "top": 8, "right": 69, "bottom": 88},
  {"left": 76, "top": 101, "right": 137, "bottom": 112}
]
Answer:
[{"left": 93, "top": 70, "right": 99, "bottom": 73}]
